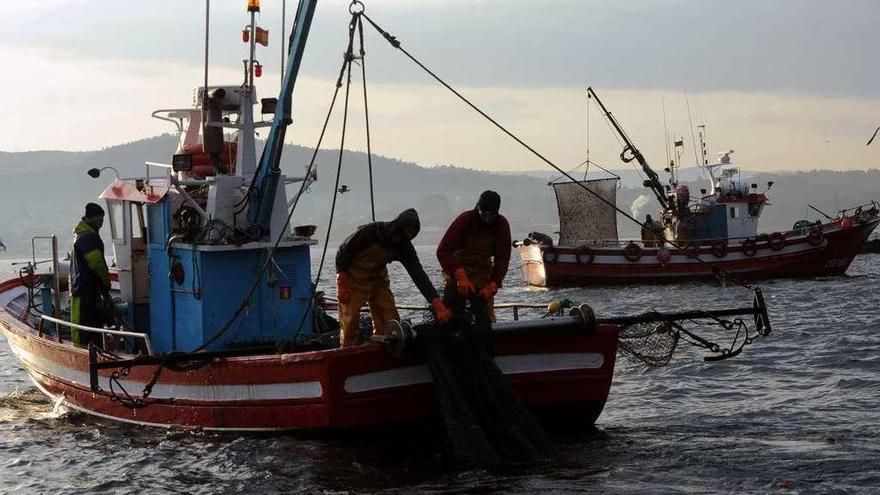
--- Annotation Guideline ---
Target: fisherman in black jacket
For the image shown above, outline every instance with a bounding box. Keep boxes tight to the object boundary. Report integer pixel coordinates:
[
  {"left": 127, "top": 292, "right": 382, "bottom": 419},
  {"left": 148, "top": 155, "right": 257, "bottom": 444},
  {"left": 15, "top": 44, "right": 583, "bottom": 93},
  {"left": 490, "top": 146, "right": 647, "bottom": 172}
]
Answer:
[
  {"left": 335, "top": 209, "right": 452, "bottom": 347},
  {"left": 69, "top": 202, "right": 112, "bottom": 347}
]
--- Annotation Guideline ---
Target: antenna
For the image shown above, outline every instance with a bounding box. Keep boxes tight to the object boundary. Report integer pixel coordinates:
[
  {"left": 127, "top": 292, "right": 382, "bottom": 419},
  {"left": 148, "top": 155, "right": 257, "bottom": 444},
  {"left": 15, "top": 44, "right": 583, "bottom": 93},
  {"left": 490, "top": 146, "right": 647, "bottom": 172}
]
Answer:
[
  {"left": 698, "top": 124, "right": 708, "bottom": 165},
  {"left": 203, "top": 0, "right": 210, "bottom": 145},
  {"left": 585, "top": 88, "right": 591, "bottom": 180},
  {"left": 662, "top": 98, "right": 670, "bottom": 171},
  {"left": 684, "top": 87, "right": 699, "bottom": 166}
]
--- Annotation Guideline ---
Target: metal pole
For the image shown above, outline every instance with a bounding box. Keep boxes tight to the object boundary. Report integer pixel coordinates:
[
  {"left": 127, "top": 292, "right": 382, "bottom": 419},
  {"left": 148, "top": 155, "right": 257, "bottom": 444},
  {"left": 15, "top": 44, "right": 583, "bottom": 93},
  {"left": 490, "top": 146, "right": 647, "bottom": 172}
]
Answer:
[
  {"left": 249, "top": 11, "right": 257, "bottom": 88},
  {"left": 51, "top": 235, "right": 61, "bottom": 339},
  {"left": 203, "top": 0, "right": 210, "bottom": 164},
  {"left": 281, "top": 0, "right": 286, "bottom": 84}
]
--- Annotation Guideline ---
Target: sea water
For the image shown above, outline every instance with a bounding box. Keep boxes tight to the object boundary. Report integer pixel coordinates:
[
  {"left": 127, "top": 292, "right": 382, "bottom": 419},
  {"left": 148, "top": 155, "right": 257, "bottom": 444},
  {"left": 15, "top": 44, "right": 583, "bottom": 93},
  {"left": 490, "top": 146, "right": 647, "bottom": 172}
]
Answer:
[{"left": 0, "top": 249, "right": 878, "bottom": 494}]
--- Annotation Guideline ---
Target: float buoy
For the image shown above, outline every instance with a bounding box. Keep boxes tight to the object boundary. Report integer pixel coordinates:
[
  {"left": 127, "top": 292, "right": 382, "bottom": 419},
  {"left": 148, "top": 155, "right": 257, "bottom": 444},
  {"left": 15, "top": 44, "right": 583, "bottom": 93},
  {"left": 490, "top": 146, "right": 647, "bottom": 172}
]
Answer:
[
  {"left": 711, "top": 240, "right": 728, "bottom": 258},
  {"left": 840, "top": 217, "right": 854, "bottom": 230},
  {"left": 807, "top": 228, "right": 824, "bottom": 246},
  {"left": 683, "top": 243, "right": 701, "bottom": 259},
  {"left": 624, "top": 242, "right": 642, "bottom": 262},
  {"left": 768, "top": 232, "right": 785, "bottom": 251},
  {"left": 741, "top": 238, "right": 758, "bottom": 257},
  {"left": 656, "top": 248, "right": 672, "bottom": 263},
  {"left": 575, "top": 246, "right": 594, "bottom": 264}
]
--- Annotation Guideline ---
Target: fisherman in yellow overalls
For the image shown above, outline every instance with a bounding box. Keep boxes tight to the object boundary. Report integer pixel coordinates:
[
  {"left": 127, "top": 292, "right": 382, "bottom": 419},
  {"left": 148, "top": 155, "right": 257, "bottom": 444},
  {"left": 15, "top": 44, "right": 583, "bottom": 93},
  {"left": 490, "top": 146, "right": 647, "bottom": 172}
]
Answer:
[
  {"left": 641, "top": 214, "right": 661, "bottom": 247},
  {"left": 437, "top": 191, "right": 512, "bottom": 322},
  {"left": 335, "top": 209, "right": 452, "bottom": 348}
]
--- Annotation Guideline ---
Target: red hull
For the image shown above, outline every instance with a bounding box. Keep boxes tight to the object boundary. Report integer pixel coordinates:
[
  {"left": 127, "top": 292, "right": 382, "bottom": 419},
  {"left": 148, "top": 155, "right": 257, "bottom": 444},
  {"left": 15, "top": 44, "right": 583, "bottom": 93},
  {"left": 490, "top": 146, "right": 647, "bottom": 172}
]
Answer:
[
  {"left": 0, "top": 279, "right": 618, "bottom": 431},
  {"left": 519, "top": 217, "right": 879, "bottom": 287}
]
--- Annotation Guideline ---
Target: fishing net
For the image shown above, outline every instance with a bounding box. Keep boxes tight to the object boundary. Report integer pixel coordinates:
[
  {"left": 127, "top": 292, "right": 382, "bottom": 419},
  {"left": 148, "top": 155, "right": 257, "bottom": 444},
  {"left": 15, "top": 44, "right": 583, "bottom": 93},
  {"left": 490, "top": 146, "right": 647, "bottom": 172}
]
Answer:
[
  {"left": 414, "top": 295, "right": 552, "bottom": 468},
  {"left": 617, "top": 321, "right": 680, "bottom": 368}
]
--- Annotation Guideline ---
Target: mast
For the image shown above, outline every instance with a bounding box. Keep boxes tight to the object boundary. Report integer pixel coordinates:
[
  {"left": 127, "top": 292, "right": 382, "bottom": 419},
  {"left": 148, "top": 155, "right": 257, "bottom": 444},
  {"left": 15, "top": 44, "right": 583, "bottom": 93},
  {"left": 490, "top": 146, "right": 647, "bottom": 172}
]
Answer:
[
  {"left": 246, "top": 0, "right": 319, "bottom": 239},
  {"left": 587, "top": 87, "right": 669, "bottom": 211}
]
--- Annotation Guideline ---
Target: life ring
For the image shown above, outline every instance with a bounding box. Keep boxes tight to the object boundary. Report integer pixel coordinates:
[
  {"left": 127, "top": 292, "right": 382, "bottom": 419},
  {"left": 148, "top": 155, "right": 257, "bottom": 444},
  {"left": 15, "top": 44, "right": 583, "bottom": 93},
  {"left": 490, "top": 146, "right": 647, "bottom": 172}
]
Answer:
[
  {"left": 741, "top": 238, "right": 757, "bottom": 257},
  {"left": 575, "top": 246, "right": 595, "bottom": 264},
  {"left": 711, "top": 240, "right": 728, "bottom": 258},
  {"left": 543, "top": 247, "right": 559, "bottom": 264},
  {"left": 683, "top": 243, "right": 701, "bottom": 259},
  {"left": 768, "top": 232, "right": 785, "bottom": 251},
  {"left": 807, "top": 228, "right": 824, "bottom": 246},
  {"left": 623, "top": 242, "right": 642, "bottom": 262}
]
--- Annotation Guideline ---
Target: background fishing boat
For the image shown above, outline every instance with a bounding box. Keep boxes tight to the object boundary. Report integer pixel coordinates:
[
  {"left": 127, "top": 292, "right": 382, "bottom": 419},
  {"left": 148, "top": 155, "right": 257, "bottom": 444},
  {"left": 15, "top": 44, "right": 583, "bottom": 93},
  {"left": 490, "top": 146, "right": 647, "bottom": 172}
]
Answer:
[{"left": 515, "top": 88, "right": 880, "bottom": 287}]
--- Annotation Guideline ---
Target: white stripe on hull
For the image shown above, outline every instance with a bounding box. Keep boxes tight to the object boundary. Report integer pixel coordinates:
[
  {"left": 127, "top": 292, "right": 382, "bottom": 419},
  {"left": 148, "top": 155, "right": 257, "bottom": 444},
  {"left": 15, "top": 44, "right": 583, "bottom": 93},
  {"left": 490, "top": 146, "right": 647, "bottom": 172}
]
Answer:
[
  {"left": 343, "top": 352, "right": 605, "bottom": 393},
  {"left": 10, "top": 341, "right": 324, "bottom": 402},
  {"left": 553, "top": 239, "right": 822, "bottom": 265},
  {"left": 27, "top": 376, "right": 296, "bottom": 432}
]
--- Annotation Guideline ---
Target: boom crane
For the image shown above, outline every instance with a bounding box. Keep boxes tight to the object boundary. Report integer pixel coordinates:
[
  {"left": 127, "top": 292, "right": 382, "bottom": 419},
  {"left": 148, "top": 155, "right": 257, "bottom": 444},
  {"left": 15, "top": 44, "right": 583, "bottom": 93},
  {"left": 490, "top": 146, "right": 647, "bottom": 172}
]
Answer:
[
  {"left": 587, "top": 87, "right": 669, "bottom": 211},
  {"left": 246, "top": 0, "right": 319, "bottom": 239}
]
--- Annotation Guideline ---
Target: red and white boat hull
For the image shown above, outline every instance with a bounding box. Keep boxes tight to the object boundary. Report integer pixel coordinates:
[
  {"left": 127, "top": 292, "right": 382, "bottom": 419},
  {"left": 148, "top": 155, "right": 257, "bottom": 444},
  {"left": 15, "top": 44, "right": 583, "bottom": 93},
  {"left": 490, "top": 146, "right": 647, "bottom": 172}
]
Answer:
[
  {"left": 518, "top": 216, "right": 879, "bottom": 287},
  {"left": 0, "top": 279, "right": 618, "bottom": 431}
]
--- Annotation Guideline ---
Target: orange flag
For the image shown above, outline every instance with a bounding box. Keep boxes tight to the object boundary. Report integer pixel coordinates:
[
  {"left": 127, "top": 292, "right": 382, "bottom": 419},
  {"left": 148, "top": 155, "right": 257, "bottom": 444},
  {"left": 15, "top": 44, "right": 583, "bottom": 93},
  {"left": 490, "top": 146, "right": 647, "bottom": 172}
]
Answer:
[{"left": 255, "top": 27, "right": 269, "bottom": 47}]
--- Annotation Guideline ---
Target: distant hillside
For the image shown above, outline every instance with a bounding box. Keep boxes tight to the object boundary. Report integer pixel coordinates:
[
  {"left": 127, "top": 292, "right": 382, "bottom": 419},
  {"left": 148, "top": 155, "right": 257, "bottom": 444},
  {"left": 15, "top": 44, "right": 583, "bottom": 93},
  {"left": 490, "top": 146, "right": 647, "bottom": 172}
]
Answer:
[{"left": 1, "top": 135, "right": 878, "bottom": 256}]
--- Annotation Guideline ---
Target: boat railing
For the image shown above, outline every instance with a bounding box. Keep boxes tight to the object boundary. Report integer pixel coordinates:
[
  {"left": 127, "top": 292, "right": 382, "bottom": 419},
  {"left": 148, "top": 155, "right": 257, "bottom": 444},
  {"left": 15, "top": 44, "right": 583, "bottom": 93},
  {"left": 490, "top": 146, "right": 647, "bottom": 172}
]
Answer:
[
  {"left": 388, "top": 302, "right": 549, "bottom": 322},
  {"left": 144, "top": 160, "right": 173, "bottom": 189},
  {"left": 38, "top": 314, "right": 154, "bottom": 356},
  {"left": 838, "top": 201, "right": 879, "bottom": 219},
  {"left": 29, "top": 235, "right": 63, "bottom": 324},
  {"left": 548, "top": 230, "right": 827, "bottom": 249}
]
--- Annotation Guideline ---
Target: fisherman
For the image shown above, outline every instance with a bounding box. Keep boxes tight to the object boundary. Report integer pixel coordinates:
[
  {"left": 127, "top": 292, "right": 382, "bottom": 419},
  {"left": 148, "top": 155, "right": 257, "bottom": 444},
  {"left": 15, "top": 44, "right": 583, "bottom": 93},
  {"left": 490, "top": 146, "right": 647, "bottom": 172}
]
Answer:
[
  {"left": 69, "top": 202, "right": 112, "bottom": 347},
  {"left": 437, "top": 190, "right": 512, "bottom": 322},
  {"left": 641, "top": 214, "right": 660, "bottom": 247},
  {"left": 335, "top": 208, "right": 452, "bottom": 348}
]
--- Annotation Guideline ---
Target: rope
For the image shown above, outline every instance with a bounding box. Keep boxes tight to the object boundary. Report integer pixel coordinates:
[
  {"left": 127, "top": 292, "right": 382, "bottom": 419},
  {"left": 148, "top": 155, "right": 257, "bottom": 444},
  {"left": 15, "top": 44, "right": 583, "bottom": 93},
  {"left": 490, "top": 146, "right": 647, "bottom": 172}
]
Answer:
[
  {"left": 290, "top": 14, "right": 359, "bottom": 344},
  {"left": 357, "top": 15, "right": 377, "bottom": 222},
  {"left": 359, "top": 11, "right": 756, "bottom": 292}
]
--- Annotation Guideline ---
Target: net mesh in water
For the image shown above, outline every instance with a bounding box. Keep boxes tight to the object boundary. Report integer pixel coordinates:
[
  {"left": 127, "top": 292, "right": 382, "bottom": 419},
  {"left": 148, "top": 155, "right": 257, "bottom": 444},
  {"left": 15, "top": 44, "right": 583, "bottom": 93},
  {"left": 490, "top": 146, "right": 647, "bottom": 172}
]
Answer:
[
  {"left": 617, "top": 321, "right": 680, "bottom": 368},
  {"left": 415, "top": 297, "right": 551, "bottom": 468}
]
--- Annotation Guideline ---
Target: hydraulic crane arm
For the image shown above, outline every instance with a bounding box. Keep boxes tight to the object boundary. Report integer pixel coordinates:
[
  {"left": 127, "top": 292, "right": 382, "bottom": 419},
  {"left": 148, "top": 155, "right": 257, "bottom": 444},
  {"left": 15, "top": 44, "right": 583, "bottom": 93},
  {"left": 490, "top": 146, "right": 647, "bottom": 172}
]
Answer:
[
  {"left": 246, "top": 0, "right": 319, "bottom": 239},
  {"left": 587, "top": 87, "right": 669, "bottom": 211}
]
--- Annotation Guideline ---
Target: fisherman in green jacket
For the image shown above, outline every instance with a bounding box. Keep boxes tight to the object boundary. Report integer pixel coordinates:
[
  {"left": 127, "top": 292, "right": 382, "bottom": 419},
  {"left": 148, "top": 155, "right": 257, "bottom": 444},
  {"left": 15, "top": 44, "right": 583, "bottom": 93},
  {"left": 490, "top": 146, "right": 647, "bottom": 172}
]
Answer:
[{"left": 69, "top": 202, "right": 111, "bottom": 347}]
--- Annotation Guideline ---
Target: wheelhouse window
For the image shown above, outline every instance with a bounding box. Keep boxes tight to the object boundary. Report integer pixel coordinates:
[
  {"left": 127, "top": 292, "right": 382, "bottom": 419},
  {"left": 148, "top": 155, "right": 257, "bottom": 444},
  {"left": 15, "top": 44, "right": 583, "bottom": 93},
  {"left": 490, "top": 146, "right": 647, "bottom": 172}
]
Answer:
[
  {"left": 730, "top": 206, "right": 740, "bottom": 219},
  {"left": 107, "top": 200, "right": 126, "bottom": 244},
  {"left": 748, "top": 202, "right": 764, "bottom": 218}
]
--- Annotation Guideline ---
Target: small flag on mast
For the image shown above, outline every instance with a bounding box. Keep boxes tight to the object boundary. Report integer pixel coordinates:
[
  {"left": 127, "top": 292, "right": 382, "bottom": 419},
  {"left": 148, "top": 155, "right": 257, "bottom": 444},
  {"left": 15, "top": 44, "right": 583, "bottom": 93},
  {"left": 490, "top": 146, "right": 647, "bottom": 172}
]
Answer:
[
  {"left": 255, "top": 27, "right": 269, "bottom": 46},
  {"left": 674, "top": 138, "right": 684, "bottom": 148}
]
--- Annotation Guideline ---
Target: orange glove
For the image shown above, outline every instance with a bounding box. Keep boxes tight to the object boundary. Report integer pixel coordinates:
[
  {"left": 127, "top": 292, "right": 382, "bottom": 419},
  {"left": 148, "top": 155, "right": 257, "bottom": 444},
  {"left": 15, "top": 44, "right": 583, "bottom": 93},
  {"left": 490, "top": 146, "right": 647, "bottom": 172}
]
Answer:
[
  {"left": 453, "top": 268, "right": 476, "bottom": 297},
  {"left": 431, "top": 297, "right": 453, "bottom": 324},
  {"left": 336, "top": 272, "right": 351, "bottom": 304},
  {"left": 478, "top": 281, "right": 498, "bottom": 299}
]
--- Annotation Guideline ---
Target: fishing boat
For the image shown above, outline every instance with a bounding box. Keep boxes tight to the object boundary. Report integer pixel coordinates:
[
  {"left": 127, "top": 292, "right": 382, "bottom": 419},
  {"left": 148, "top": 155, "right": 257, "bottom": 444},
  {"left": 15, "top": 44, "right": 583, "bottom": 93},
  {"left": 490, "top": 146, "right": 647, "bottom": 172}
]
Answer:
[
  {"left": 516, "top": 88, "right": 880, "bottom": 287},
  {"left": 0, "top": 2, "right": 770, "bottom": 432}
]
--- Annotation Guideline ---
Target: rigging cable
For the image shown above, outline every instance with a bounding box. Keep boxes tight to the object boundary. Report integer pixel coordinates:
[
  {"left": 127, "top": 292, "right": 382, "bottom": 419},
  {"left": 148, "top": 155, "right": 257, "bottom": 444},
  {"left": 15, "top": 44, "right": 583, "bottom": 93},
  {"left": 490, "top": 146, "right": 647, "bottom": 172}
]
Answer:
[
  {"left": 288, "top": 13, "right": 359, "bottom": 346},
  {"left": 356, "top": 11, "right": 377, "bottom": 222},
  {"left": 359, "top": 10, "right": 756, "bottom": 292},
  {"left": 684, "top": 87, "right": 700, "bottom": 166},
  {"left": 584, "top": 89, "right": 591, "bottom": 180}
]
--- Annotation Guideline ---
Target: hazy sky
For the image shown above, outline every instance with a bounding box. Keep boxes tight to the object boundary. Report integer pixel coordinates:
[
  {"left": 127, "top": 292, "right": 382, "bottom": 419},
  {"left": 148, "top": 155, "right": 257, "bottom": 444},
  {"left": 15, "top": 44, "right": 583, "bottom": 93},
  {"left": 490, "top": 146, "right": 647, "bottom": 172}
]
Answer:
[{"left": 1, "top": 0, "right": 878, "bottom": 172}]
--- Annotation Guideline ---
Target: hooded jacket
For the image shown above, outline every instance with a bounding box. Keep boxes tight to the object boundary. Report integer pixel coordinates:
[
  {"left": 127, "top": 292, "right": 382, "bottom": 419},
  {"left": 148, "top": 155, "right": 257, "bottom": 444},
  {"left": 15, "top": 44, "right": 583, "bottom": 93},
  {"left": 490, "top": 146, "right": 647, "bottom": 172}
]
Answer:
[
  {"left": 70, "top": 218, "right": 110, "bottom": 298},
  {"left": 335, "top": 209, "right": 438, "bottom": 301}
]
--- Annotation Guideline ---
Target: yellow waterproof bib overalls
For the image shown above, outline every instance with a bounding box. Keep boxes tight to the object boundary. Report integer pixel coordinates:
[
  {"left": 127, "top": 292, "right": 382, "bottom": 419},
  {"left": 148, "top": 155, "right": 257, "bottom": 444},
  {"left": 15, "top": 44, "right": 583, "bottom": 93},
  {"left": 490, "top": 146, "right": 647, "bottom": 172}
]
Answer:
[{"left": 337, "top": 243, "right": 400, "bottom": 348}]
